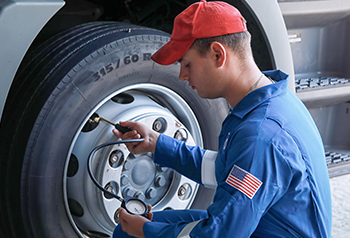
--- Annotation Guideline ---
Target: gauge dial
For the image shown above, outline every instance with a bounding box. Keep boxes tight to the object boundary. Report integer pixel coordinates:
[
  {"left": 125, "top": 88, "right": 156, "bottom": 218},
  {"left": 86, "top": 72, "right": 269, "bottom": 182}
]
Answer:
[
  {"left": 126, "top": 199, "right": 146, "bottom": 215},
  {"left": 122, "top": 197, "right": 149, "bottom": 218}
]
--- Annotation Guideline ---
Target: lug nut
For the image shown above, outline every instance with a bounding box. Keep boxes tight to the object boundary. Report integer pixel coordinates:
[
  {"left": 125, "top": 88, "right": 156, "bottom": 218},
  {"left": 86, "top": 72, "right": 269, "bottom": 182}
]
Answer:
[
  {"left": 178, "top": 183, "right": 192, "bottom": 200},
  {"left": 174, "top": 129, "right": 188, "bottom": 142},
  {"left": 123, "top": 160, "right": 132, "bottom": 170},
  {"left": 109, "top": 150, "right": 124, "bottom": 168},
  {"left": 152, "top": 117, "right": 167, "bottom": 133},
  {"left": 104, "top": 182, "right": 119, "bottom": 199},
  {"left": 120, "top": 175, "right": 129, "bottom": 186},
  {"left": 110, "top": 154, "right": 119, "bottom": 164},
  {"left": 103, "top": 181, "right": 119, "bottom": 199},
  {"left": 105, "top": 184, "right": 115, "bottom": 194},
  {"left": 134, "top": 191, "right": 145, "bottom": 201},
  {"left": 155, "top": 175, "right": 166, "bottom": 187},
  {"left": 114, "top": 209, "right": 120, "bottom": 223},
  {"left": 178, "top": 185, "right": 187, "bottom": 196},
  {"left": 109, "top": 150, "right": 123, "bottom": 164},
  {"left": 122, "top": 187, "right": 135, "bottom": 198},
  {"left": 145, "top": 187, "right": 157, "bottom": 199}
]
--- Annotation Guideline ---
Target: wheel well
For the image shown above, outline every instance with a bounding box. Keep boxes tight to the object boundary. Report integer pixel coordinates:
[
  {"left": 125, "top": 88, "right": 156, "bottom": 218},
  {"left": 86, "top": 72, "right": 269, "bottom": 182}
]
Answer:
[
  {"left": 29, "top": 0, "right": 274, "bottom": 71},
  {"left": 28, "top": 0, "right": 183, "bottom": 50}
]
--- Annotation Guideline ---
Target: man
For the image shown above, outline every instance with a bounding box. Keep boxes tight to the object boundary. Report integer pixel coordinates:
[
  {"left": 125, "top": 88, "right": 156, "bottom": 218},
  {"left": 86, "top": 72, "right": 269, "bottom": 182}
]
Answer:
[{"left": 113, "top": 0, "right": 332, "bottom": 237}]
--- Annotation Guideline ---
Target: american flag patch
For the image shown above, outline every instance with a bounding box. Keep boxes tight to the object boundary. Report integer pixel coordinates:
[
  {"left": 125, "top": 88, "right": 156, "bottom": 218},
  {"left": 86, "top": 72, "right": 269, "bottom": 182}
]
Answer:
[{"left": 226, "top": 165, "right": 262, "bottom": 199}]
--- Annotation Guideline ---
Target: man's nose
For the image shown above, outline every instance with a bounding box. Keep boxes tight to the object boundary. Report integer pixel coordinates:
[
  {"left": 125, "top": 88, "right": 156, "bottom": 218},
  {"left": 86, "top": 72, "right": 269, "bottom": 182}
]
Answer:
[{"left": 179, "top": 68, "right": 189, "bottom": 81}]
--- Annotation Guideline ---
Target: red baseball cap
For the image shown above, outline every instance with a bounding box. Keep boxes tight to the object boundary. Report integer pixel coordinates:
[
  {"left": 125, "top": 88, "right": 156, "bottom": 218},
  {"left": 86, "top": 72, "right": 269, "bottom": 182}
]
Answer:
[{"left": 151, "top": 0, "right": 247, "bottom": 65}]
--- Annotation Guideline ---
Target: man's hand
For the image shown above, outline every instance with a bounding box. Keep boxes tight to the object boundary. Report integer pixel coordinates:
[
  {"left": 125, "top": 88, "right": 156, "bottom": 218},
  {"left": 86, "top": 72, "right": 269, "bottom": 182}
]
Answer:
[
  {"left": 112, "top": 121, "right": 160, "bottom": 154},
  {"left": 118, "top": 204, "right": 153, "bottom": 238}
]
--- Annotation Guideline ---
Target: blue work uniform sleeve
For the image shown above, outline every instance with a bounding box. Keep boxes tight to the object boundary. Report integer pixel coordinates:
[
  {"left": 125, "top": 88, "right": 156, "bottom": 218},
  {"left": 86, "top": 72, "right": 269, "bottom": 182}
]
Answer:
[{"left": 154, "top": 133, "right": 206, "bottom": 185}]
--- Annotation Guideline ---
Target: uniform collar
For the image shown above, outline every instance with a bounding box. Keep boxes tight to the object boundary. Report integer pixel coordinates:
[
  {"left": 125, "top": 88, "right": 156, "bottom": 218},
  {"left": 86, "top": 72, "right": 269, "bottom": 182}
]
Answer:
[{"left": 229, "top": 70, "right": 290, "bottom": 119}]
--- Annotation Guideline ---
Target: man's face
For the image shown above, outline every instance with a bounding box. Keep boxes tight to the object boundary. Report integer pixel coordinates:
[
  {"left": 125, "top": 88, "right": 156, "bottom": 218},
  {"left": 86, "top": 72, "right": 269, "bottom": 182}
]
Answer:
[{"left": 178, "top": 47, "right": 223, "bottom": 99}]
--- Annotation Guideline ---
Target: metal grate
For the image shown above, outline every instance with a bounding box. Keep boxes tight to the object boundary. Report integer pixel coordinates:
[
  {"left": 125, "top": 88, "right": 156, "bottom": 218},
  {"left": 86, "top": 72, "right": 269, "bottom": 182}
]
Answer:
[
  {"left": 295, "top": 77, "right": 350, "bottom": 92},
  {"left": 326, "top": 151, "right": 350, "bottom": 166}
]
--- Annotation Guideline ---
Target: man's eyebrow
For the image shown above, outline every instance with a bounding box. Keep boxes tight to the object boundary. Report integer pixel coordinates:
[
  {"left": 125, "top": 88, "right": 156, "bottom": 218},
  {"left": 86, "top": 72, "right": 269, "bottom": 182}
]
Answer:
[{"left": 178, "top": 58, "right": 183, "bottom": 63}]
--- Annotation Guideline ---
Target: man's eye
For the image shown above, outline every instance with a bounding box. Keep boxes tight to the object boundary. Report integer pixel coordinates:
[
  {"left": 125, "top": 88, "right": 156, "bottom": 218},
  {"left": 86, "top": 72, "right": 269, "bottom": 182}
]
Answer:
[{"left": 185, "top": 63, "right": 190, "bottom": 67}]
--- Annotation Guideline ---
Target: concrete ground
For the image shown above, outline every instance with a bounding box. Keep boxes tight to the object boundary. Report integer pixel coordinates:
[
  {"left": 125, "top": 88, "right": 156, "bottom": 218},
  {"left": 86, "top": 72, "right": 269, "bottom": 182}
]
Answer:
[{"left": 330, "top": 173, "right": 350, "bottom": 238}]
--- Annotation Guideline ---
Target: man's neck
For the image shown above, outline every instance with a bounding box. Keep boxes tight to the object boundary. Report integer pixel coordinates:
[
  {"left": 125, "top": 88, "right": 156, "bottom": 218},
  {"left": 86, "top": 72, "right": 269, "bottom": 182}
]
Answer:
[{"left": 224, "top": 62, "right": 262, "bottom": 107}]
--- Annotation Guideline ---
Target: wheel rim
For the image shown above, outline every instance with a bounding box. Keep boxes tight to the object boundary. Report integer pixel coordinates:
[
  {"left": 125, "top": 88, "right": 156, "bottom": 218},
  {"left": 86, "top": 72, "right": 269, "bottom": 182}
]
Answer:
[{"left": 64, "top": 83, "right": 203, "bottom": 236}]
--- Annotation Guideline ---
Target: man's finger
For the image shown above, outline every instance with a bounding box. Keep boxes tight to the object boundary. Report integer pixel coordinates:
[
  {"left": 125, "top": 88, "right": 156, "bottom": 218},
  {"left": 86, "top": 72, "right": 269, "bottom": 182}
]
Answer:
[
  {"left": 112, "top": 129, "right": 122, "bottom": 138},
  {"left": 147, "top": 204, "right": 153, "bottom": 220}
]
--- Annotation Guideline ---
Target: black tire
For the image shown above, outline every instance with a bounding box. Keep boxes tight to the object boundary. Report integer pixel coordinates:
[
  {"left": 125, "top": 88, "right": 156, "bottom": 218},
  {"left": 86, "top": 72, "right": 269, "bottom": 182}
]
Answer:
[{"left": 0, "top": 22, "right": 228, "bottom": 237}]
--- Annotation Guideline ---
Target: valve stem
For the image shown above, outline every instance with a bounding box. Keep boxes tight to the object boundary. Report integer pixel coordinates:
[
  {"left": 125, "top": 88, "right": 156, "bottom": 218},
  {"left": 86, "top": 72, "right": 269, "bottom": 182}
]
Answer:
[
  {"left": 89, "top": 116, "right": 116, "bottom": 126},
  {"left": 88, "top": 116, "right": 132, "bottom": 134}
]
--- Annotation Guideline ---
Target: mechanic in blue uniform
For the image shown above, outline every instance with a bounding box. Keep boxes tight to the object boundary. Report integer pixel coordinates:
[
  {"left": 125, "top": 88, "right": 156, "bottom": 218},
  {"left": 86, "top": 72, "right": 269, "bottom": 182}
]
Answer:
[{"left": 113, "top": 1, "right": 332, "bottom": 237}]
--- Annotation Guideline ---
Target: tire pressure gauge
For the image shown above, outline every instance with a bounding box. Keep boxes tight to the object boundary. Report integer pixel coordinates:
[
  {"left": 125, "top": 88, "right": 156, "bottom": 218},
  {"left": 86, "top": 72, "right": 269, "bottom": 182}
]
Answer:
[
  {"left": 122, "top": 196, "right": 149, "bottom": 218},
  {"left": 86, "top": 134, "right": 149, "bottom": 218}
]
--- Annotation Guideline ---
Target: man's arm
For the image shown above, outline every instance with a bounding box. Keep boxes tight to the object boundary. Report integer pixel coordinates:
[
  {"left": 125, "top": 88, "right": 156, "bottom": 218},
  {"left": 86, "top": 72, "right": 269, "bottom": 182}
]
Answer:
[
  {"left": 154, "top": 133, "right": 217, "bottom": 187},
  {"left": 113, "top": 121, "right": 218, "bottom": 187}
]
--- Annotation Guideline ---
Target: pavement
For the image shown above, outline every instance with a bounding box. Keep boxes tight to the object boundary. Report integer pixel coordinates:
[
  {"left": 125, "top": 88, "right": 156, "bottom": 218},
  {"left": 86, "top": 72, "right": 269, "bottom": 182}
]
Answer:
[{"left": 330, "top": 173, "right": 350, "bottom": 237}]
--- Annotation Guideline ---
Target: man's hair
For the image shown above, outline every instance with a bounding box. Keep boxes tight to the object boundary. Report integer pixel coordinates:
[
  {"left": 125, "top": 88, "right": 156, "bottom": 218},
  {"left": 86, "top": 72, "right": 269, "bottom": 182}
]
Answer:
[{"left": 191, "top": 31, "right": 252, "bottom": 60}]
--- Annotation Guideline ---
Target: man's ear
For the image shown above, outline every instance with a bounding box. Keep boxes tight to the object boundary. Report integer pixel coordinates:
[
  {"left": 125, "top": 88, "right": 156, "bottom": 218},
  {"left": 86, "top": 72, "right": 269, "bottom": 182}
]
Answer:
[{"left": 210, "top": 42, "right": 226, "bottom": 67}]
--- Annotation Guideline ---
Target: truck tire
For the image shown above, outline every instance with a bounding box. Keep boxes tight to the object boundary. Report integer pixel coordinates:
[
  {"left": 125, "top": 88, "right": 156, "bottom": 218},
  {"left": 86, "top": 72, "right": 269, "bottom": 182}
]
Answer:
[{"left": 0, "top": 22, "right": 228, "bottom": 237}]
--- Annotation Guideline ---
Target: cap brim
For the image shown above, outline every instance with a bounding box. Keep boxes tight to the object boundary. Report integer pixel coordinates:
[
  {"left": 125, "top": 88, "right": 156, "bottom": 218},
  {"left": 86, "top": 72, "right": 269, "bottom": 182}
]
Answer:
[{"left": 151, "top": 38, "right": 195, "bottom": 66}]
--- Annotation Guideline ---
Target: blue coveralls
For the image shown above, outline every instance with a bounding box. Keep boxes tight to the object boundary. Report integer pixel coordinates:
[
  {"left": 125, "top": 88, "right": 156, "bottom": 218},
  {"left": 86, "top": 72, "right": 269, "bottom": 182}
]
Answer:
[{"left": 114, "top": 70, "right": 332, "bottom": 237}]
